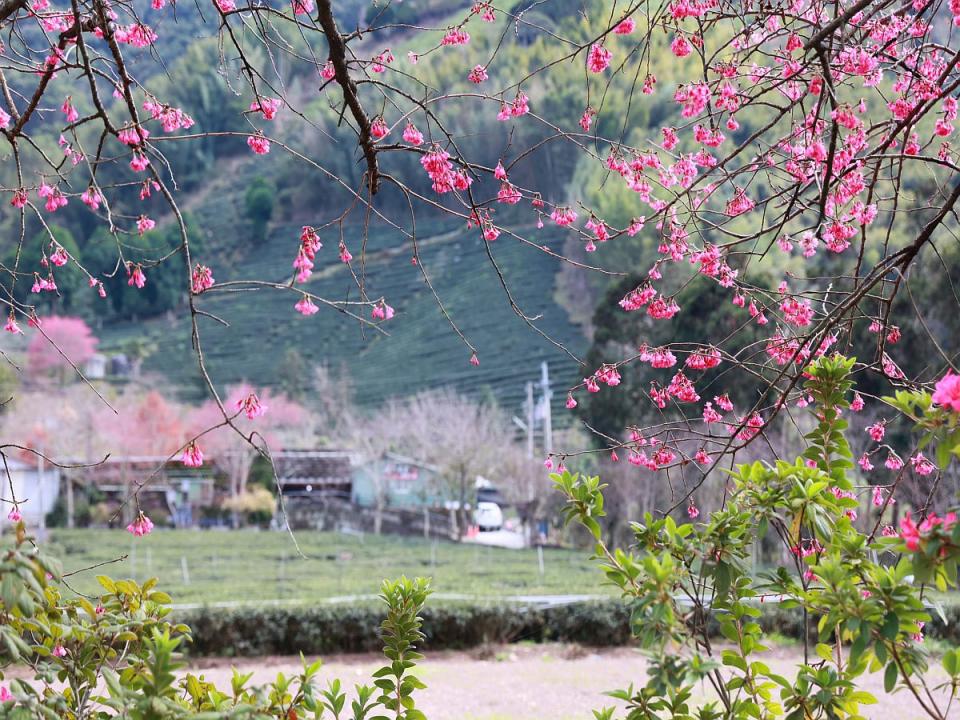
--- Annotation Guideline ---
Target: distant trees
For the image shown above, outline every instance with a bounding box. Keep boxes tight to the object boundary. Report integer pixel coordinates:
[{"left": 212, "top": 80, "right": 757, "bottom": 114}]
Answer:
[
  {"left": 398, "top": 389, "right": 515, "bottom": 539},
  {"left": 79, "top": 216, "right": 202, "bottom": 322},
  {"left": 97, "top": 389, "right": 187, "bottom": 457},
  {"left": 276, "top": 348, "right": 309, "bottom": 401},
  {"left": 345, "top": 397, "right": 406, "bottom": 535},
  {"left": 3, "top": 228, "right": 86, "bottom": 314}
]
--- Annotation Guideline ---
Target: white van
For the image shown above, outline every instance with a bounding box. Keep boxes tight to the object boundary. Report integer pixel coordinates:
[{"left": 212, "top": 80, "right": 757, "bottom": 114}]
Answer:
[{"left": 474, "top": 501, "right": 503, "bottom": 531}]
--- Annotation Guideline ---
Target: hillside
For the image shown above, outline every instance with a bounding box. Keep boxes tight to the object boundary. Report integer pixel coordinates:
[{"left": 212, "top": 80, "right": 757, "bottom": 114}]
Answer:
[
  {"left": 98, "top": 214, "right": 589, "bottom": 412},
  {"left": 3, "top": 0, "right": 671, "bottom": 415}
]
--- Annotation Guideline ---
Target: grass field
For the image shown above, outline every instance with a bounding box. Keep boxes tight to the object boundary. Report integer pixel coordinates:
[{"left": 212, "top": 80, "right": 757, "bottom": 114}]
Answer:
[{"left": 46, "top": 529, "right": 609, "bottom": 606}]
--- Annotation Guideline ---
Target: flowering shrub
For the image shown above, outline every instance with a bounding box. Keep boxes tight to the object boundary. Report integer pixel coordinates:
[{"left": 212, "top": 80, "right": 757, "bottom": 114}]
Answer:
[
  {"left": 555, "top": 355, "right": 960, "bottom": 720},
  {"left": 0, "top": 522, "right": 431, "bottom": 719}
]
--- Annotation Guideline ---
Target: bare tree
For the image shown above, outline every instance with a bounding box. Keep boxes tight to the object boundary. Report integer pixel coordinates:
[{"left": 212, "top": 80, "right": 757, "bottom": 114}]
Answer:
[
  {"left": 344, "top": 397, "right": 406, "bottom": 535},
  {"left": 400, "top": 389, "right": 514, "bottom": 540}
]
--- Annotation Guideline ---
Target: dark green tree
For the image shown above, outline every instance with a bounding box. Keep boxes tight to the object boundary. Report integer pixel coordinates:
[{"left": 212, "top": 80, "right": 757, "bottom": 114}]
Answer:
[
  {"left": 4, "top": 226, "right": 86, "bottom": 313},
  {"left": 245, "top": 177, "right": 275, "bottom": 242}
]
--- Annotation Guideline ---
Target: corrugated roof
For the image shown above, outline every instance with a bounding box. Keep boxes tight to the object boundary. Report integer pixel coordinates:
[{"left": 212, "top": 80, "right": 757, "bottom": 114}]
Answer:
[{"left": 273, "top": 450, "right": 353, "bottom": 485}]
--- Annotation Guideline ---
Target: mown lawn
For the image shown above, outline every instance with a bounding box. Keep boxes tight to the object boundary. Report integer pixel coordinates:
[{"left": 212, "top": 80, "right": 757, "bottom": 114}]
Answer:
[{"left": 46, "top": 529, "right": 609, "bottom": 605}]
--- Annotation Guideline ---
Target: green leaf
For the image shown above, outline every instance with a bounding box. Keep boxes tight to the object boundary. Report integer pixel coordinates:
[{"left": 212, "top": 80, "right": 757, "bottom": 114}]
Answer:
[
  {"left": 883, "top": 662, "right": 898, "bottom": 693},
  {"left": 942, "top": 649, "right": 960, "bottom": 678},
  {"left": 880, "top": 612, "right": 899, "bottom": 641}
]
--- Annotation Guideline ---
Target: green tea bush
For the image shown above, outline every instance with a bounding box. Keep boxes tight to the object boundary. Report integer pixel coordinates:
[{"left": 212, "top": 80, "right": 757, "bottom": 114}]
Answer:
[{"left": 176, "top": 598, "right": 958, "bottom": 658}]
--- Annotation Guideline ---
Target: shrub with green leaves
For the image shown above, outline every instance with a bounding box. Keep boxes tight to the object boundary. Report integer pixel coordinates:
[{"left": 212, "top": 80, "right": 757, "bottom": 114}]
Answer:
[
  {"left": 0, "top": 520, "right": 431, "bottom": 719},
  {"left": 555, "top": 355, "right": 960, "bottom": 720}
]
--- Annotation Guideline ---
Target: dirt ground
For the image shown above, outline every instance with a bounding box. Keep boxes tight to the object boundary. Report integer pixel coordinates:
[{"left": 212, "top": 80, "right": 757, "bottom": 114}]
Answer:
[{"left": 187, "top": 644, "right": 956, "bottom": 720}]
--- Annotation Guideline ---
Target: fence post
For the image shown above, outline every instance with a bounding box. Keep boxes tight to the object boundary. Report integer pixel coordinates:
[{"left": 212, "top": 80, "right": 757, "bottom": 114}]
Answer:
[
  {"left": 180, "top": 556, "right": 190, "bottom": 585},
  {"left": 130, "top": 539, "right": 137, "bottom": 581},
  {"left": 537, "top": 545, "right": 545, "bottom": 577}
]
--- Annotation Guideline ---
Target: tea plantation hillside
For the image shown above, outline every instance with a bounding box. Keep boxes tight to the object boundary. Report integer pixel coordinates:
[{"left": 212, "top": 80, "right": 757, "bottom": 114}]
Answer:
[{"left": 99, "top": 216, "right": 590, "bottom": 410}]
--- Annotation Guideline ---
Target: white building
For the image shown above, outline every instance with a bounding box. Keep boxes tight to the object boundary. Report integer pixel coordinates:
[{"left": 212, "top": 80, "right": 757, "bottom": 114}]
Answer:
[{"left": 0, "top": 457, "right": 61, "bottom": 528}]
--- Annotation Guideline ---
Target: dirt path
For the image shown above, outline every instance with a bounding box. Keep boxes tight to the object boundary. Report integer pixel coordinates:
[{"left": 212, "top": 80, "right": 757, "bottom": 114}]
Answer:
[{"left": 187, "top": 644, "right": 954, "bottom": 720}]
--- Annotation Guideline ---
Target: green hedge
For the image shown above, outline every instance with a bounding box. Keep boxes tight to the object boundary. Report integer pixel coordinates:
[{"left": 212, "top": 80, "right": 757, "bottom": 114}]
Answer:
[
  {"left": 178, "top": 602, "right": 633, "bottom": 656},
  {"left": 176, "top": 600, "right": 960, "bottom": 657}
]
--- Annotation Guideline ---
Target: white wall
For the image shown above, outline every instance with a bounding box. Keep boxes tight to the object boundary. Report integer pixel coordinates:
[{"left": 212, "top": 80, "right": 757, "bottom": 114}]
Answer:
[{"left": 1, "top": 467, "right": 61, "bottom": 526}]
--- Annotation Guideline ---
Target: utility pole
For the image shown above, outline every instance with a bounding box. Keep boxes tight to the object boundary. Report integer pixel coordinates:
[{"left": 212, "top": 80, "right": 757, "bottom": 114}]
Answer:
[
  {"left": 540, "top": 361, "right": 553, "bottom": 454},
  {"left": 525, "top": 381, "right": 535, "bottom": 459},
  {"left": 512, "top": 381, "right": 536, "bottom": 459}
]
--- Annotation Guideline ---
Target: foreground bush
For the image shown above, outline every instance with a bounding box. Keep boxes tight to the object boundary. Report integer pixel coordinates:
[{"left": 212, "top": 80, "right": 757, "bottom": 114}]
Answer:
[
  {"left": 0, "top": 527, "right": 431, "bottom": 719},
  {"left": 556, "top": 356, "right": 960, "bottom": 720}
]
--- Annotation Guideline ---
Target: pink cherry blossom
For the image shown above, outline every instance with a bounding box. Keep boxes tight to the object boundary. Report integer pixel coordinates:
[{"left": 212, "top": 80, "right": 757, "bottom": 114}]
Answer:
[
  {"left": 370, "top": 117, "right": 388, "bottom": 140},
  {"left": 872, "top": 485, "right": 887, "bottom": 506},
  {"left": 372, "top": 301, "right": 395, "bottom": 321},
  {"left": 671, "top": 35, "right": 692, "bottom": 57},
  {"left": 884, "top": 452, "right": 903, "bottom": 471},
  {"left": 247, "top": 134, "right": 271, "bottom": 154},
  {"left": 126, "top": 512, "right": 154, "bottom": 537},
  {"left": 295, "top": 295, "right": 319, "bottom": 316},
  {"left": 236, "top": 392, "right": 267, "bottom": 419},
  {"left": 250, "top": 97, "right": 281, "bottom": 120},
  {"left": 441, "top": 27, "right": 470, "bottom": 46},
  {"left": 932, "top": 370, "right": 960, "bottom": 412},
  {"left": 127, "top": 264, "right": 146, "bottom": 289},
  {"left": 587, "top": 44, "right": 612, "bottom": 73},
  {"left": 191, "top": 264, "right": 215, "bottom": 293},
  {"left": 911, "top": 453, "right": 935, "bottom": 476},
  {"left": 4, "top": 314, "right": 21, "bottom": 335},
  {"left": 181, "top": 442, "right": 204, "bottom": 467},
  {"left": 136, "top": 215, "right": 156, "bottom": 236},
  {"left": 402, "top": 123, "right": 424, "bottom": 145}
]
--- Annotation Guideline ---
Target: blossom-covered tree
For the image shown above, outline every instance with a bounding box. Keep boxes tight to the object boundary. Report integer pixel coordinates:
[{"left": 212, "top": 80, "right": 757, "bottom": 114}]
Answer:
[{"left": 25, "top": 316, "right": 98, "bottom": 380}]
